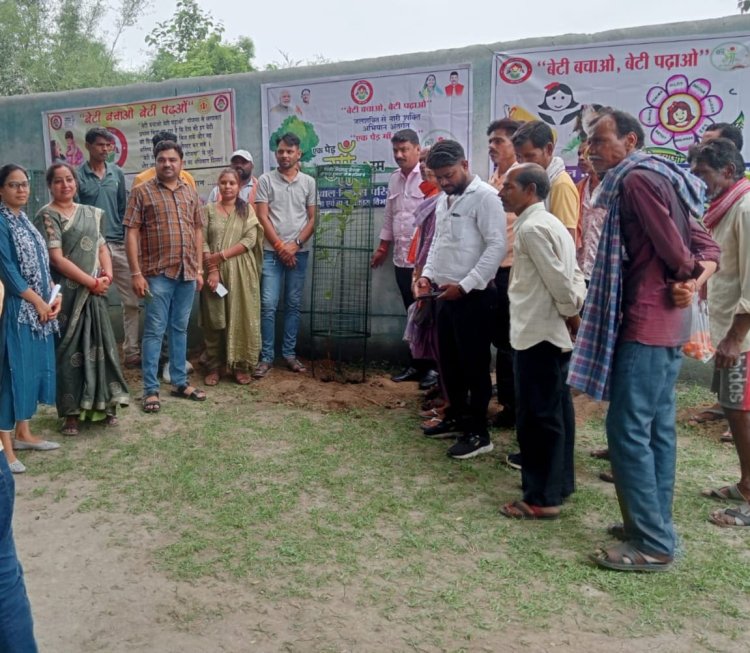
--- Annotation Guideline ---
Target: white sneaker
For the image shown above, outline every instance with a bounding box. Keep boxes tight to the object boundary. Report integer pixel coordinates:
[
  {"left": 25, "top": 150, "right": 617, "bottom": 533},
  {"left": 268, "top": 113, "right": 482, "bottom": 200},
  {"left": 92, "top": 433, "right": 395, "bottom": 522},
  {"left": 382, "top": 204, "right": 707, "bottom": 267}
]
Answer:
[{"left": 161, "top": 360, "right": 194, "bottom": 383}]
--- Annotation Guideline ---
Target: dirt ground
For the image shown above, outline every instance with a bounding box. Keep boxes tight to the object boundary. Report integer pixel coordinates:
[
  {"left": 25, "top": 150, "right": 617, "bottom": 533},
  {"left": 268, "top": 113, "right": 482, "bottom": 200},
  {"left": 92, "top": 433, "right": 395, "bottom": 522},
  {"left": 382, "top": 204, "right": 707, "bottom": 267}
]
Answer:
[{"left": 12, "top": 366, "right": 741, "bottom": 653}]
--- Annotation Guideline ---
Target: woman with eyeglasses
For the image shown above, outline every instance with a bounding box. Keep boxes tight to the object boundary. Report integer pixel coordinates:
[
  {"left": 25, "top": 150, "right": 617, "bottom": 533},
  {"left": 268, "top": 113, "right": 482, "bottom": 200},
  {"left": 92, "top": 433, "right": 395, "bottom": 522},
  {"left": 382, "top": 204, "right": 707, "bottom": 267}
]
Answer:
[
  {"left": 34, "top": 163, "right": 129, "bottom": 436},
  {"left": 0, "top": 164, "right": 61, "bottom": 476}
]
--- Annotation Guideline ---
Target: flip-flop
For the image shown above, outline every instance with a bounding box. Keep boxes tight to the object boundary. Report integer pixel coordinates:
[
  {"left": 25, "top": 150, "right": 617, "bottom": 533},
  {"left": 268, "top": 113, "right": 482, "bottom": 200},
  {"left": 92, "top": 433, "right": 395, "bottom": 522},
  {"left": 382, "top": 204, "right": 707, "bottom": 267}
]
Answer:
[
  {"left": 599, "top": 471, "right": 615, "bottom": 483},
  {"left": 590, "top": 542, "right": 672, "bottom": 572},
  {"left": 204, "top": 371, "right": 220, "bottom": 386},
  {"left": 499, "top": 500, "right": 560, "bottom": 521},
  {"left": 709, "top": 503, "right": 750, "bottom": 527},
  {"left": 720, "top": 429, "right": 733, "bottom": 443},
  {"left": 589, "top": 448, "right": 610, "bottom": 460},
  {"left": 701, "top": 484, "right": 748, "bottom": 503},
  {"left": 688, "top": 407, "right": 725, "bottom": 424},
  {"left": 170, "top": 385, "right": 207, "bottom": 401}
]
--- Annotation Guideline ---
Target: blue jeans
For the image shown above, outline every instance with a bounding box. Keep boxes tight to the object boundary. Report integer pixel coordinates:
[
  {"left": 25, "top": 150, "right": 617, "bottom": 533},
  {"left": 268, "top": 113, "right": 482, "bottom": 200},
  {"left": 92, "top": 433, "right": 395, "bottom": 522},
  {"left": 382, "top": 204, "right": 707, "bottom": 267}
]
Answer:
[
  {"left": 260, "top": 251, "right": 309, "bottom": 362},
  {"left": 142, "top": 275, "right": 196, "bottom": 396},
  {"left": 606, "top": 342, "right": 683, "bottom": 558},
  {"left": 0, "top": 456, "right": 38, "bottom": 652}
]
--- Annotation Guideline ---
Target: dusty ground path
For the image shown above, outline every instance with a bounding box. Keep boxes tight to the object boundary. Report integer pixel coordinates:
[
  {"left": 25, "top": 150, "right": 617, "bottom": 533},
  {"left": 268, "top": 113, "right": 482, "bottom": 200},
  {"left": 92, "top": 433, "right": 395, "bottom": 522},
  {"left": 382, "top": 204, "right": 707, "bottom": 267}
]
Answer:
[{"left": 11, "top": 368, "right": 750, "bottom": 652}]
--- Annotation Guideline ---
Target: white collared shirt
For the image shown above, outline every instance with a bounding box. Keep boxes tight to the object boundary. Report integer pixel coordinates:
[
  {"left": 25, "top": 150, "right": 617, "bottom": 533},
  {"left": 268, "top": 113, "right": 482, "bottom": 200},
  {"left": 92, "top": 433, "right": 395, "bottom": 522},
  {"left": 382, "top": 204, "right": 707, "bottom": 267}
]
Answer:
[
  {"left": 509, "top": 202, "right": 586, "bottom": 352},
  {"left": 422, "top": 175, "right": 506, "bottom": 292}
]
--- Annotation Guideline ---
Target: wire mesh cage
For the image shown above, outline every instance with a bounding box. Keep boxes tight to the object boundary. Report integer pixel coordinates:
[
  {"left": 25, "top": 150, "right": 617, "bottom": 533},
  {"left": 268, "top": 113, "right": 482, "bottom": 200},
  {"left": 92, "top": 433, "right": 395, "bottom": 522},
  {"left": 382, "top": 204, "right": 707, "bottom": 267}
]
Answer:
[{"left": 309, "top": 164, "right": 374, "bottom": 382}]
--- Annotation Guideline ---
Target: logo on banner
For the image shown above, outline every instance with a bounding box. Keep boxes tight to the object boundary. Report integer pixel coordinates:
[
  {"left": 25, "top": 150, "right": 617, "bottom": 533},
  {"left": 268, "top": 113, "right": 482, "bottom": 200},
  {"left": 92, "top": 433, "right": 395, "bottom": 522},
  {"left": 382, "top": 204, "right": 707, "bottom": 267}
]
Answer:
[
  {"left": 351, "top": 80, "right": 374, "bottom": 105},
  {"left": 710, "top": 42, "right": 750, "bottom": 71},
  {"left": 196, "top": 97, "right": 212, "bottom": 115},
  {"left": 105, "top": 126, "right": 128, "bottom": 167},
  {"left": 498, "top": 58, "right": 532, "bottom": 84},
  {"left": 213, "top": 94, "right": 230, "bottom": 112},
  {"left": 49, "top": 114, "right": 63, "bottom": 130}
]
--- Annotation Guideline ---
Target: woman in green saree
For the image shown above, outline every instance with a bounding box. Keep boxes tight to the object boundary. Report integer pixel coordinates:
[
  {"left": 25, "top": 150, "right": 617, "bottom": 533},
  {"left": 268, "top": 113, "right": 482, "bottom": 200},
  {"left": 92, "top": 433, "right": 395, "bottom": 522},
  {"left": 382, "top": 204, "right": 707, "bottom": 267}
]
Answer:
[
  {"left": 201, "top": 168, "right": 264, "bottom": 385},
  {"left": 34, "top": 163, "right": 129, "bottom": 435}
]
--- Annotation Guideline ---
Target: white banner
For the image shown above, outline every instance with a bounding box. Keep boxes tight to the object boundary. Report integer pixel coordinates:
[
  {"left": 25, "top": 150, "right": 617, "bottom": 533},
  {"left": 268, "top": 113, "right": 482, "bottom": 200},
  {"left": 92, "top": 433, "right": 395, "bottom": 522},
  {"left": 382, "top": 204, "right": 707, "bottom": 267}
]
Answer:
[
  {"left": 261, "top": 65, "right": 472, "bottom": 186},
  {"left": 492, "top": 34, "right": 750, "bottom": 170}
]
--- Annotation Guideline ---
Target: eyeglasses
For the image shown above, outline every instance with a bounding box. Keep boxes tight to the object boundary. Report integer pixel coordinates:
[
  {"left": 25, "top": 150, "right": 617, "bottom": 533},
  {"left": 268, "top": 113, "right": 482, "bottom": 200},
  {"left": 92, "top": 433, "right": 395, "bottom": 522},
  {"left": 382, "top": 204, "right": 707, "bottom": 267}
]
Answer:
[{"left": 5, "top": 181, "right": 29, "bottom": 190}]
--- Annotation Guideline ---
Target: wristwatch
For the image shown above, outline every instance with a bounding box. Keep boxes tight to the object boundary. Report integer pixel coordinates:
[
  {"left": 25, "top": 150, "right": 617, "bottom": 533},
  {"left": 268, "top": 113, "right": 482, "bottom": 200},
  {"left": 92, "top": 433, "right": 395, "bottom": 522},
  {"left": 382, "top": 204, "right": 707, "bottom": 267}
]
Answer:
[{"left": 294, "top": 238, "right": 303, "bottom": 248}]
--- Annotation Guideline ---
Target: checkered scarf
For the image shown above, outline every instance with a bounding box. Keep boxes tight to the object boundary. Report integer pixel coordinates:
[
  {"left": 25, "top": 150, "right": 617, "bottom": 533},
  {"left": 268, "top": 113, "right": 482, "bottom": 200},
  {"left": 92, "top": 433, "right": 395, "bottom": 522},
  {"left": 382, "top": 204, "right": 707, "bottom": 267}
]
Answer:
[{"left": 567, "top": 151, "right": 705, "bottom": 400}]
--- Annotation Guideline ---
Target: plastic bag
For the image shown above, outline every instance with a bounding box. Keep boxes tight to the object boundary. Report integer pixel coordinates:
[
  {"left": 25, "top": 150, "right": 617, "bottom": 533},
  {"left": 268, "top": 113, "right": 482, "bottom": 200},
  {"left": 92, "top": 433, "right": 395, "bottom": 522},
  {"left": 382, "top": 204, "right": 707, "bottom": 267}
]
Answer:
[{"left": 682, "top": 296, "right": 714, "bottom": 363}]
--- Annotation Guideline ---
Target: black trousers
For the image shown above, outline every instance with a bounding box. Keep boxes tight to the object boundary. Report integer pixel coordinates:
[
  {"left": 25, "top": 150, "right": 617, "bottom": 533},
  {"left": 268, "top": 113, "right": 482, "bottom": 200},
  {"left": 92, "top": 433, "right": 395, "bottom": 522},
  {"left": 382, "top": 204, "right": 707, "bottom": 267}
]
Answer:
[
  {"left": 437, "top": 288, "right": 496, "bottom": 434},
  {"left": 514, "top": 342, "right": 575, "bottom": 507},
  {"left": 394, "top": 265, "right": 415, "bottom": 312},
  {"left": 492, "top": 266, "right": 515, "bottom": 414}
]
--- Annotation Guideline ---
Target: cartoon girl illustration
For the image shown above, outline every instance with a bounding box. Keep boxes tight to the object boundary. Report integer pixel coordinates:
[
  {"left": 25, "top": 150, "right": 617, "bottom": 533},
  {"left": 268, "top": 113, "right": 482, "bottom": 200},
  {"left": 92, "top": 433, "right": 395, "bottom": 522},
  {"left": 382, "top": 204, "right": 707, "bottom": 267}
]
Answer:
[
  {"left": 419, "top": 74, "right": 443, "bottom": 100},
  {"left": 666, "top": 100, "right": 695, "bottom": 129},
  {"left": 64, "top": 131, "right": 84, "bottom": 166},
  {"left": 538, "top": 82, "right": 580, "bottom": 126}
]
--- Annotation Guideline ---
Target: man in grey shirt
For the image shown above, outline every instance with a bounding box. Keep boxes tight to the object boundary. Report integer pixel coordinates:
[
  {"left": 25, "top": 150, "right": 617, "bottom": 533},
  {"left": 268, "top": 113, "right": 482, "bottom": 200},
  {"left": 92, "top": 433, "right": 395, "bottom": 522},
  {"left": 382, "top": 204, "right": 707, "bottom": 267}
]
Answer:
[
  {"left": 253, "top": 133, "right": 317, "bottom": 378},
  {"left": 415, "top": 140, "right": 506, "bottom": 460}
]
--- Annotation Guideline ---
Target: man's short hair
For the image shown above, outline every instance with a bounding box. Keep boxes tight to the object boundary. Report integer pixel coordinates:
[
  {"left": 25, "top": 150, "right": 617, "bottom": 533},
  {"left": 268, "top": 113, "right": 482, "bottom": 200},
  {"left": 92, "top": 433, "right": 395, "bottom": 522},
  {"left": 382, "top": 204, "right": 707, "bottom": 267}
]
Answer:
[
  {"left": 590, "top": 108, "right": 645, "bottom": 149},
  {"left": 426, "top": 140, "right": 465, "bottom": 169},
  {"left": 515, "top": 163, "right": 550, "bottom": 201},
  {"left": 154, "top": 140, "right": 183, "bottom": 160},
  {"left": 85, "top": 127, "right": 114, "bottom": 145},
  {"left": 275, "top": 132, "right": 301, "bottom": 148},
  {"left": 152, "top": 131, "right": 178, "bottom": 148},
  {"left": 688, "top": 138, "right": 746, "bottom": 182},
  {"left": 705, "top": 122, "right": 744, "bottom": 150},
  {"left": 450, "top": 71, "right": 459, "bottom": 77},
  {"left": 391, "top": 129, "right": 419, "bottom": 146},
  {"left": 511, "top": 121, "right": 554, "bottom": 149},
  {"left": 487, "top": 118, "right": 522, "bottom": 137}
]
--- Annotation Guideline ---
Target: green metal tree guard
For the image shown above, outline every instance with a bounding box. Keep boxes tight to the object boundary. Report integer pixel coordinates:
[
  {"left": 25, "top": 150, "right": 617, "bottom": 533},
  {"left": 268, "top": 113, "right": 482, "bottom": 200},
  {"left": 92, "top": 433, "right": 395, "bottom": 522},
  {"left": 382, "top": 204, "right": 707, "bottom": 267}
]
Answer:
[{"left": 309, "top": 164, "right": 373, "bottom": 382}]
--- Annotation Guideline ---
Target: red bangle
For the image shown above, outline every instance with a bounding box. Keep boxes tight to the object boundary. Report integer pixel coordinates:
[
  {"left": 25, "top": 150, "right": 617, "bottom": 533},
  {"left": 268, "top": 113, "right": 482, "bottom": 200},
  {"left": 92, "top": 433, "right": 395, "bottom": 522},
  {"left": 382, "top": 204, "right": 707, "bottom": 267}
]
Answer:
[{"left": 90, "top": 278, "right": 99, "bottom": 291}]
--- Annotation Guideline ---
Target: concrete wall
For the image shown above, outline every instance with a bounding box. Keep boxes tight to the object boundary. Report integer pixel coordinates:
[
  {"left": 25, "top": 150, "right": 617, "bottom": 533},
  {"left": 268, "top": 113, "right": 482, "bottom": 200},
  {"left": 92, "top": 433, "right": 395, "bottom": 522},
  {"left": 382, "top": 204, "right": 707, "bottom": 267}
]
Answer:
[{"left": 2, "top": 14, "right": 748, "bottom": 362}]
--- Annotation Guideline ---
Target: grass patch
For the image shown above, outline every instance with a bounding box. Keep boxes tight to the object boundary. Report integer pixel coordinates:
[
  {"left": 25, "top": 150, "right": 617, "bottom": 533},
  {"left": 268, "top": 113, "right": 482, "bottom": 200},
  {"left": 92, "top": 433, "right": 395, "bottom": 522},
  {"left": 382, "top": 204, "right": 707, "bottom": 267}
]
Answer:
[{"left": 26, "top": 380, "right": 750, "bottom": 649}]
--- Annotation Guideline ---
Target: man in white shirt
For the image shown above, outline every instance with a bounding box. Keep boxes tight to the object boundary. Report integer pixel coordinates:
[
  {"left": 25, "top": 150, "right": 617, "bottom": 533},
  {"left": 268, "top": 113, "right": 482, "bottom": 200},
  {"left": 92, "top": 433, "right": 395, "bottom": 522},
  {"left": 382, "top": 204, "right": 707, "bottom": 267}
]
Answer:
[
  {"left": 498, "top": 163, "right": 586, "bottom": 519},
  {"left": 371, "top": 129, "right": 433, "bottom": 385},
  {"left": 415, "top": 140, "right": 506, "bottom": 459}
]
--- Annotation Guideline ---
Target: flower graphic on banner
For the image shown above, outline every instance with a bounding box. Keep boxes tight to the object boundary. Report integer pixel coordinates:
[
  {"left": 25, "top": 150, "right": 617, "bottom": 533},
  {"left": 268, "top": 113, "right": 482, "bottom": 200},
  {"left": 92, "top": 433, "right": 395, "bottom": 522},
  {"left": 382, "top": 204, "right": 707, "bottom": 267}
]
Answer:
[{"left": 639, "top": 74, "right": 723, "bottom": 151}]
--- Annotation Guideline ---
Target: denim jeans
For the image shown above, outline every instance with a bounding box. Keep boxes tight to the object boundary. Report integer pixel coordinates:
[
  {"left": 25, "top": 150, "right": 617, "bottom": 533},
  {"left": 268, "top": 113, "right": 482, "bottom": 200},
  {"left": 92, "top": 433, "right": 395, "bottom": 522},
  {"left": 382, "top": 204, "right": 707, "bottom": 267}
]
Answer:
[
  {"left": 0, "top": 456, "right": 38, "bottom": 652},
  {"left": 606, "top": 342, "right": 683, "bottom": 558},
  {"left": 260, "top": 250, "right": 309, "bottom": 362},
  {"left": 142, "top": 274, "right": 196, "bottom": 396}
]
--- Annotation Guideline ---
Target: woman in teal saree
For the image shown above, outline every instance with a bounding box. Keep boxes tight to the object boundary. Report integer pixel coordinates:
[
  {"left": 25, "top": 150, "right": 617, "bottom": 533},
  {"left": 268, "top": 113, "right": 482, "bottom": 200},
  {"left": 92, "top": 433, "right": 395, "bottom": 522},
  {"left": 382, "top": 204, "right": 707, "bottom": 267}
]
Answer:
[{"left": 34, "top": 163, "right": 129, "bottom": 435}]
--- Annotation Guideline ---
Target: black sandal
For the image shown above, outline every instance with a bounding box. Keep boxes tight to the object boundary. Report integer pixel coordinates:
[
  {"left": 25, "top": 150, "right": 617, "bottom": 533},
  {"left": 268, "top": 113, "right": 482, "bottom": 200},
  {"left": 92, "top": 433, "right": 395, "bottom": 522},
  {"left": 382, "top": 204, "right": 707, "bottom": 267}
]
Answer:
[
  {"left": 170, "top": 385, "right": 207, "bottom": 401},
  {"left": 142, "top": 394, "right": 160, "bottom": 413}
]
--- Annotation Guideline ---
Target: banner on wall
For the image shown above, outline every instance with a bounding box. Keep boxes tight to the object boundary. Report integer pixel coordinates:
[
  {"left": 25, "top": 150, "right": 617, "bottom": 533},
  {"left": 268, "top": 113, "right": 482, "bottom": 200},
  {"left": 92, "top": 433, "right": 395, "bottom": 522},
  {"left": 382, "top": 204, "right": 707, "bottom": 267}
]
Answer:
[
  {"left": 492, "top": 34, "right": 750, "bottom": 170},
  {"left": 42, "top": 90, "right": 236, "bottom": 197},
  {"left": 261, "top": 65, "right": 472, "bottom": 202}
]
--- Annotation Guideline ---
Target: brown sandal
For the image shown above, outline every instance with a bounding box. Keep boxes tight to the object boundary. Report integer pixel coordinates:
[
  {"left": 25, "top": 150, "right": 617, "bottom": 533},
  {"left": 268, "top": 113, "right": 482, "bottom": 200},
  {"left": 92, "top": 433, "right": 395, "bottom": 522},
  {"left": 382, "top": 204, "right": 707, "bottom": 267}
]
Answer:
[
  {"left": 234, "top": 370, "right": 252, "bottom": 385},
  {"left": 204, "top": 370, "right": 220, "bottom": 386}
]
